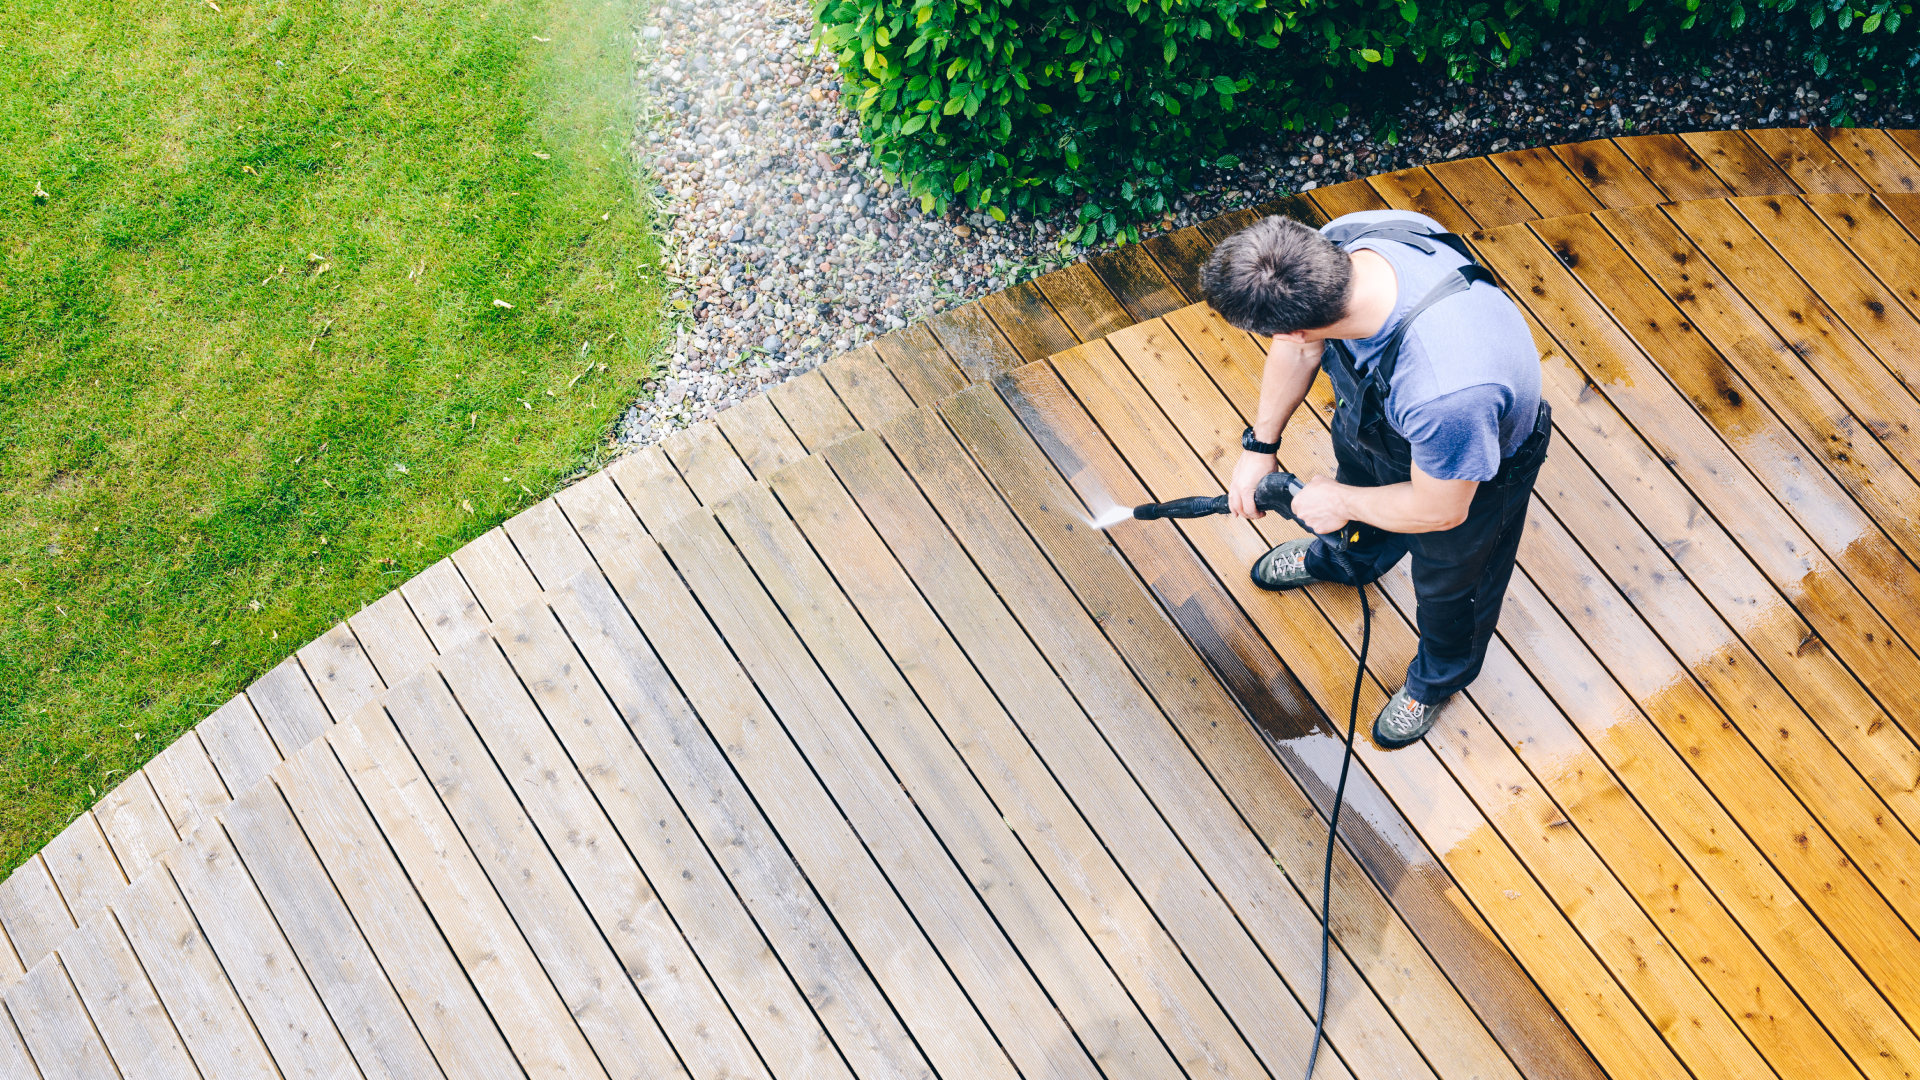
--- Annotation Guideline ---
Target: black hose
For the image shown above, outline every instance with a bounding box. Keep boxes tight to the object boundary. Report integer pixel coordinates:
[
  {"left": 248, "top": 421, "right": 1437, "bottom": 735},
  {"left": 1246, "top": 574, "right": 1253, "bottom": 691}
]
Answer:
[{"left": 1303, "top": 573, "right": 1370, "bottom": 1080}]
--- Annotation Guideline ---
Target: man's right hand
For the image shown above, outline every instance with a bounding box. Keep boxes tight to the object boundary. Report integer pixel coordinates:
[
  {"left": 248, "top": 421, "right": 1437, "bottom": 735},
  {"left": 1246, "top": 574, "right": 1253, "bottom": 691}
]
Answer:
[{"left": 1228, "top": 449, "right": 1278, "bottom": 518}]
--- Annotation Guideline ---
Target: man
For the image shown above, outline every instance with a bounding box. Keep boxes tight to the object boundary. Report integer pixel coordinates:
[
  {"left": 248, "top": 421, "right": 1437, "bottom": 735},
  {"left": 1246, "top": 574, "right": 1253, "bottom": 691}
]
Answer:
[{"left": 1200, "top": 209, "right": 1551, "bottom": 748}]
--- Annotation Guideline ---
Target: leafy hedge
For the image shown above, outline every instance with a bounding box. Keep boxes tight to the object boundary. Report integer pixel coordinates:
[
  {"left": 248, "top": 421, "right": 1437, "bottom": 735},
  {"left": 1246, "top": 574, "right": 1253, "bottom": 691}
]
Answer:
[{"left": 814, "top": 0, "right": 1919, "bottom": 238}]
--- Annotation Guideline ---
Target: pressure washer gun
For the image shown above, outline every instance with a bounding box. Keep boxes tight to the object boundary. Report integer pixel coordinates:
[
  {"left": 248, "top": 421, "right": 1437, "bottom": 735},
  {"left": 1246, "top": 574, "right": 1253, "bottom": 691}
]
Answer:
[{"left": 1131, "top": 471, "right": 1381, "bottom": 551}]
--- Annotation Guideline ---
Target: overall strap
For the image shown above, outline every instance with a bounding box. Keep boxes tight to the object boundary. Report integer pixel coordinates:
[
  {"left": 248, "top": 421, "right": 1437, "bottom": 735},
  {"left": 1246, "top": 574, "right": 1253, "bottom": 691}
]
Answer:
[
  {"left": 1372, "top": 263, "right": 1495, "bottom": 389},
  {"left": 1321, "top": 215, "right": 1498, "bottom": 427},
  {"left": 1321, "top": 218, "right": 1477, "bottom": 263}
]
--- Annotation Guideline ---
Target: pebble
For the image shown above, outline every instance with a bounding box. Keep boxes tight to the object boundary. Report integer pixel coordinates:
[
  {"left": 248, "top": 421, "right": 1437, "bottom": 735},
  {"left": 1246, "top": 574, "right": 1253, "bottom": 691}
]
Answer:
[{"left": 616, "top": 6, "right": 1914, "bottom": 449}]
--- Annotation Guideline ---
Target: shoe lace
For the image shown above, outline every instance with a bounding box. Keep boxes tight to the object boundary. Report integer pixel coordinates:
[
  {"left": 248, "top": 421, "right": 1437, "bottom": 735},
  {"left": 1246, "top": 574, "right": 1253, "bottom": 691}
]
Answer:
[{"left": 1279, "top": 544, "right": 1307, "bottom": 572}]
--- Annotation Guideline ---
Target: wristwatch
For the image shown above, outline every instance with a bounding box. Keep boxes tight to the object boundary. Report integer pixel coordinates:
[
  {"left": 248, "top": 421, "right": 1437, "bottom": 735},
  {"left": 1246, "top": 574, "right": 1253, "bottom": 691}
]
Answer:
[{"left": 1241, "top": 426, "right": 1280, "bottom": 455}]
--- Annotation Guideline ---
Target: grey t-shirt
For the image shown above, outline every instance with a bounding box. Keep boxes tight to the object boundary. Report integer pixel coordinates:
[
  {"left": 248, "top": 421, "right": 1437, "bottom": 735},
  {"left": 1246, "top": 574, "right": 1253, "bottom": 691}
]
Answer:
[{"left": 1324, "top": 210, "right": 1541, "bottom": 482}]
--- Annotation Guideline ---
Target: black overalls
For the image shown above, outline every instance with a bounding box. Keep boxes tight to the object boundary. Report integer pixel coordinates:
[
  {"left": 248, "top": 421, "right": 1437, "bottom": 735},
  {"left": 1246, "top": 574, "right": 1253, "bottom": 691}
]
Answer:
[{"left": 1299, "top": 220, "right": 1553, "bottom": 704}]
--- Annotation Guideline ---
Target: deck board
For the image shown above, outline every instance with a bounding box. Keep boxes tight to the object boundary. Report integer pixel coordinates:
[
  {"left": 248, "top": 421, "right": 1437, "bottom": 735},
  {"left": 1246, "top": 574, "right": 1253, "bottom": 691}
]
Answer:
[
  {"left": 0, "top": 859, "right": 72, "bottom": 968},
  {"left": 326, "top": 703, "right": 612, "bottom": 1080},
  {"left": 1031, "top": 261, "right": 1133, "bottom": 342},
  {"left": 39, "top": 813, "right": 122, "bottom": 922},
  {"left": 1182, "top": 305, "right": 1887, "bottom": 1079},
  {"left": 1006, "top": 355, "right": 1602, "bottom": 1080},
  {"left": 1683, "top": 130, "right": 1800, "bottom": 194},
  {"left": 816, "top": 434, "right": 1399, "bottom": 1078},
  {"left": 448, "top": 526, "right": 541, "bottom": 617},
  {"left": 713, "top": 390, "right": 808, "bottom": 477},
  {"left": 544, "top": 566, "right": 933, "bottom": 1080},
  {"left": 1614, "top": 132, "right": 1733, "bottom": 200},
  {"left": 58, "top": 909, "right": 201, "bottom": 1080},
  {"left": 345, "top": 588, "right": 436, "bottom": 687},
  {"left": 7, "top": 954, "right": 120, "bottom": 1080},
  {"left": 139, "top": 729, "right": 229, "bottom": 841},
  {"left": 1102, "top": 316, "right": 1784, "bottom": 1080},
  {"left": 271, "top": 739, "right": 526, "bottom": 1080},
  {"left": 765, "top": 367, "right": 860, "bottom": 449},
  {"left": 1197, "top": 299, "right": 1920, "bottom": 1056},
  {"left": 436, "top": 636, "right": 772, "bottom": 1080},
  {"left": 28, "top": 127, "right": 1920, "bottom": 1080},
  {"left": 113, "top": 863, "right": 281, "bottom": 1077},
  {"left": 397, "top": 557, "right": 491, "bottom": 654},
  {"left": 849, "top": 415, "right": 1472, "bottom": 1079},
  {"left": 89, "top": 773, "right": 174, "bottom": 883},
  {"left": 664, "top": 503, "right": 1091, "bottom": 1080},
  {"left": 0, "top": 1002, "right": 39, "bottom": 1080},
  {"left": 220, "top": 780, "right": 445, "bottom": 1080},
  {"left": 936, "top": 382, "right": 1580, "bottom": 1079},
  {"left": 1086, "top": 242, "right": 1187, "bottom": 322},
  {"left": 1425, "top": 157, "right": 1538, "bottom": 227},
  {"left": 1511, "top": 214, "right": 1920, "bottom": 734},
  {"left": 720, "top": 477, "right": 1205, "bottom": 1080},
  {"left": 1487, "top": 147, "right": 1602, "bottom": 218},
  {"left": 1515, "top": 295, "right": 1920, "bottom": 986},
  {"left": 384, "top": 661, "right": 687, "bottom": 1080},
  {"left": 663, "top": 414, "right": 756, "bottom": 505},
  {"left": 818, "top": 342, "right": 915, "bottom": 428},
  {"left": 295, "top": 620, "right": 384, "bottom": 720},
  {"left": 195, "top": 693, "right": 281, "bottom": 791},
  {"left": 868, "top": 318, "right": 967, "bottom": 404},
  {"left": 164, "top": 822, "right": 368, "bottom": 1080},
  {"left": 1549, "top": 138, "right": 1665, "bottom": 208},
  {"left": 494, "top": 596, "right": 858, "bottom": 1080},
  {"left": 978, "top": 279, "right": 1079, "bottom": 360},
  {"left": 601, "top": 510, "right": 1017, "bottom": 1080},
  {"left": 1141, "top": 224, "right": 1215, "bottom": 301},
  {"left": 244, "top": 655, "right": 332, "bottom": 754},
  {"left": 1731, "top": 193, "right": 1920, "bottom": 414},
  {"left": 1800, "top": 192, "right": 1920, "bottom": 395},
  {"left": 1047, "top": 334, "right": 1688, "bottom": 1080},
  {"left": 1749, "top": 128, "right": 1870, "bottom": 192}
]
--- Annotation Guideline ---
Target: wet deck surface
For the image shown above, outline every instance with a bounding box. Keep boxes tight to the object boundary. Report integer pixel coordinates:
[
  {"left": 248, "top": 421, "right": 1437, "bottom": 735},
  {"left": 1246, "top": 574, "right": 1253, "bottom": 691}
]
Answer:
[{"left": 7, "top": 128, "right": 1920, "bottom": 1080}]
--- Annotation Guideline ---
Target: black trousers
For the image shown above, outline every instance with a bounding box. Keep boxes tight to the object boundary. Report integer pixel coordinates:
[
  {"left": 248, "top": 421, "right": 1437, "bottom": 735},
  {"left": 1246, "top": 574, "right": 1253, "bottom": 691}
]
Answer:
[{"left": 1301, "top": 415, "right": 1551, "bottom": 704}]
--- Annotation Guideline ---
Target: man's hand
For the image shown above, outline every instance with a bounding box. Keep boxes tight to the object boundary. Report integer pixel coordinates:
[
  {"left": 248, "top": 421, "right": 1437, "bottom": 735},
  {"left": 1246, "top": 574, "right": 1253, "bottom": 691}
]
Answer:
[
  {"left": 1288, "top": 474, "right": 1351, "bottom": 534},
  {"left": 1228, "top": 449, "right": 1277, "bottom": 518}
]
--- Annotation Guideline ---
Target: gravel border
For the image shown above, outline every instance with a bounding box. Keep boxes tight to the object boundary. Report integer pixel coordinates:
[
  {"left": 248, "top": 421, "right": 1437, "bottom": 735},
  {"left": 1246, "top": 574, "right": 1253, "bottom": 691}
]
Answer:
[{"left": 619, "top": 2, "right": 1917, "bottom": 447}]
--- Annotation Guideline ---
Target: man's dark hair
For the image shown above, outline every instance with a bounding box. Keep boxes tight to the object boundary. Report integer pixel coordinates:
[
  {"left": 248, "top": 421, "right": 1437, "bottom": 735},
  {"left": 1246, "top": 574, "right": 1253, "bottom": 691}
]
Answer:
[{"left": 1200, "top": 215, "right": 1353, "bottom": 335}]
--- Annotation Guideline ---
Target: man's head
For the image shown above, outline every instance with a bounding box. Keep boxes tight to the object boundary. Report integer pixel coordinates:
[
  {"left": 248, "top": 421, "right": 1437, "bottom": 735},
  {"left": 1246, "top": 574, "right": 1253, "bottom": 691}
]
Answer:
[{"left": 1200, "top": 215, "right": 1352, "bottom": 336}]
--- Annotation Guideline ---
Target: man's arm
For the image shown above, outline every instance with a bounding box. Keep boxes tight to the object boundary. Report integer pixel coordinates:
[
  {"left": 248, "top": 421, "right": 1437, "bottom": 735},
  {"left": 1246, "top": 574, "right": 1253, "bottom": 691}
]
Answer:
[
  {"left": 1229, "top": 335, "right": 1321, "bottom": 518},
  {"left": 1289, "top": 464, "right": 1476, "bottom": 535}
]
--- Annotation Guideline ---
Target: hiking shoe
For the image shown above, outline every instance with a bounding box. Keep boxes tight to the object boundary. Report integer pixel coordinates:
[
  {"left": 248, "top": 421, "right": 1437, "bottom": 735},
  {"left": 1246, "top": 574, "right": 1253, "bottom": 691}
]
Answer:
[
  {"left": 1251, "top": 538, "right": 1318, "bottom": 592},
  {"left": 1372, "top": 686, "right": 1442, "bottom": 749}
]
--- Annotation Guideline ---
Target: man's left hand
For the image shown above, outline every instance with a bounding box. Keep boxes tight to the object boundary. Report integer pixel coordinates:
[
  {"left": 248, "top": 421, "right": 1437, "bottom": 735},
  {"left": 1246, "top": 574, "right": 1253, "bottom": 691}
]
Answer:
[{"left": 1289, "top": 474, "right": 1351, "bottom": 535}]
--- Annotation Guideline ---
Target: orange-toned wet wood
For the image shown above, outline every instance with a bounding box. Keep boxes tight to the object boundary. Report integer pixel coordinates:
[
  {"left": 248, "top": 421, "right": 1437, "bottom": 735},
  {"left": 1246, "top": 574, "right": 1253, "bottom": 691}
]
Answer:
[
  {"left": 1682, "top": 130, "right": 1800, "bottom": 194},
  {"left": 1489, "top": 147, "right": 1602, "bottom": 218},
  {"left": 1368, "top": 167, "right": 1477, "bottom": 231},
  {"left": 1748, "top": 127, "right": 1870, "bottom": 192},
  {"left": 1614, "top": 133, "right": 1732, "bottom": 200},
  {"left": 1425, "top": 157, "right": 1538, "bottom": 227},
  {"left": 1550, "top": 138, "right": 1665, "bottom": 208},
  {"left": 1820, "top": 126, "right": 1920, "bottom": 193}
]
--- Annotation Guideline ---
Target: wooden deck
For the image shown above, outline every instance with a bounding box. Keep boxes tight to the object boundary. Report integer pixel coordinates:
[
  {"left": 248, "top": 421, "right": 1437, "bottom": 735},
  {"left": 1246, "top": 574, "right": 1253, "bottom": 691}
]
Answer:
[{"left": 8, "top": 127, "right": 1920, "bottom": 1079}]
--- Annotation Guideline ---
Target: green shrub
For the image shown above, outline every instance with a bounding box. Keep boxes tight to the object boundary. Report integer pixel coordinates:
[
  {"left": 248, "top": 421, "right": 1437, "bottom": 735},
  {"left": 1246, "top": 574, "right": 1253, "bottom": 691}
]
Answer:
[{"left": 815, "top": 0, "right": 1918, "bottom": 237}]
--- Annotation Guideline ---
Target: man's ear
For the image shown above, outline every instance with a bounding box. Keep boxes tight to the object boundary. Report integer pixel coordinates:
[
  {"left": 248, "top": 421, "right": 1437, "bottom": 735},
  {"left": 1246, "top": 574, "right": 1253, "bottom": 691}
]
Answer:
[{"left": 1270, "top": 329, "right": 1312, "bottom": 345}]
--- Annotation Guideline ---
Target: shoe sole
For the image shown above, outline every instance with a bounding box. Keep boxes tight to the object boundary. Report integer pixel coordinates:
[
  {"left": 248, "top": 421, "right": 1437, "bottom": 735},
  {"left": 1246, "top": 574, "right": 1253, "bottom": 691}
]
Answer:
[{"left": 1249, "top": 567, "right": 1313, "bottom": 593}]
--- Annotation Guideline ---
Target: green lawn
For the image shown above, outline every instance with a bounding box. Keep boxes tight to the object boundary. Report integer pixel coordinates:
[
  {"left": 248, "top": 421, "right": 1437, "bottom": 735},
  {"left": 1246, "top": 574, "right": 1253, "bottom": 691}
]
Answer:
[{"left": 0, "top": 0, "right": 661, "bottom": 875}]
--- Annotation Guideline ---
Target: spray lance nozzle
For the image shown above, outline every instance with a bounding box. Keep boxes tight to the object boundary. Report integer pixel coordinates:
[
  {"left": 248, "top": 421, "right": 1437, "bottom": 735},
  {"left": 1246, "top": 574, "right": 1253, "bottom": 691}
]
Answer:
[{"left": 1132, "top": 472, "right": 1379, "bottom": 549}]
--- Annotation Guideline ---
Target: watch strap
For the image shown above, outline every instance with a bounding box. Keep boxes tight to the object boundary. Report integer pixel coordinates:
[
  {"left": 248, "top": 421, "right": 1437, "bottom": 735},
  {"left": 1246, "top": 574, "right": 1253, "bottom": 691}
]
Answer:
[{"left": 1241, "top": 426, "right": 1280, "bottom": 455}]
